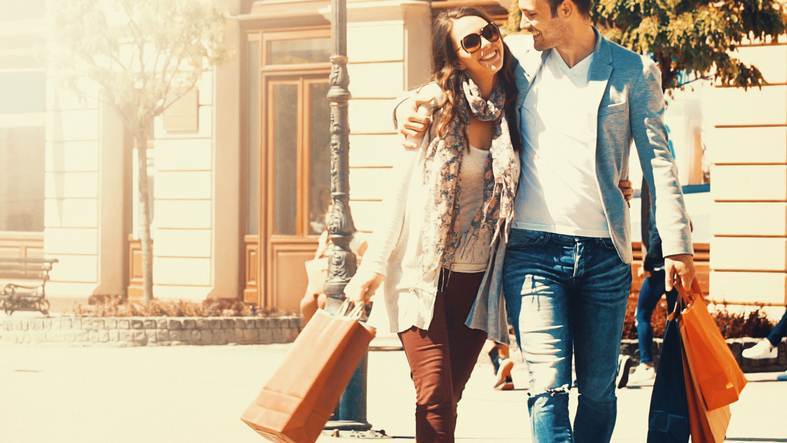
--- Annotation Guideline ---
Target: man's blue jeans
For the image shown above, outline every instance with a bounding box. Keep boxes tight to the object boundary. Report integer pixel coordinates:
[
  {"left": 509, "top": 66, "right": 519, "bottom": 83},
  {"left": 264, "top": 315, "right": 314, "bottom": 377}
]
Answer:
[{"left": 503, "top": 229, "right": 631, "bottom": 443}]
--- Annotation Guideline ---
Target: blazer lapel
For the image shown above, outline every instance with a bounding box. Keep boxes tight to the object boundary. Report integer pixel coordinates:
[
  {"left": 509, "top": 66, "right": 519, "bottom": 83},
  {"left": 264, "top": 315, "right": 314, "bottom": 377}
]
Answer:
[
  {"left": 505, "top": 34, "right": 547, "bottom": 107},
  {"left": 588, "top": 32, "right": 614, "bottom": 119},
  {"left": 521, "top": 50, "right": 549, "bottom": 100}
]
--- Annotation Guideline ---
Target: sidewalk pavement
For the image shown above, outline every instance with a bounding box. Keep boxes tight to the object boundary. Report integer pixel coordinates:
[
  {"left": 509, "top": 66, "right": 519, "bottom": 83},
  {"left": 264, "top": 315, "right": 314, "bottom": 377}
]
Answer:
[{"left": 0, "top": 342, "right": 784, "bottom": 443}]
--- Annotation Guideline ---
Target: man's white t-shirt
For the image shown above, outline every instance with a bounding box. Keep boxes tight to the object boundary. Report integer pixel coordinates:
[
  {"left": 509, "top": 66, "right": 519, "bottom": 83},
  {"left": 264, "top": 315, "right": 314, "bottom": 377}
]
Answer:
[{"left": 513, "top": 49, "right": 610, "bottom": 238}]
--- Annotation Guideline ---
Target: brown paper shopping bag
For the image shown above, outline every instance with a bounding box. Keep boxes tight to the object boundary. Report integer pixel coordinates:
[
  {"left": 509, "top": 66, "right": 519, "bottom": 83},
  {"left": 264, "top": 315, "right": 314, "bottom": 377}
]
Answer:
[{"left": 241, "top": 304, "right": 375, "bottom": 443}]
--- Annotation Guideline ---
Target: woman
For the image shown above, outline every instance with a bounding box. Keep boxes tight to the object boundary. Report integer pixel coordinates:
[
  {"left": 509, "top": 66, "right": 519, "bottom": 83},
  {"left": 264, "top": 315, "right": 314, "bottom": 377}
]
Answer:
[{"left": 346, "top": 8, "right": 520, "bottom": 441}]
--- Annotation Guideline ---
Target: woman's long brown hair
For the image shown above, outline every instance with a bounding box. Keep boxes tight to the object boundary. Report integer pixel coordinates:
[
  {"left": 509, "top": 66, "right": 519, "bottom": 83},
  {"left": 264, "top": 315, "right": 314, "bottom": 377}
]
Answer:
[{"left": 431, "top": 8, "right": 521, "bottom": 151}]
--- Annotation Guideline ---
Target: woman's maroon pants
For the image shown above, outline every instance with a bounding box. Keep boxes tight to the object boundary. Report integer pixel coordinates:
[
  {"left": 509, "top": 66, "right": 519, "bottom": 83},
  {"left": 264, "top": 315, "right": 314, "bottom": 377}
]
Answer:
[{"left": 398, "top": 271, "right": 488, "bottom": 443}]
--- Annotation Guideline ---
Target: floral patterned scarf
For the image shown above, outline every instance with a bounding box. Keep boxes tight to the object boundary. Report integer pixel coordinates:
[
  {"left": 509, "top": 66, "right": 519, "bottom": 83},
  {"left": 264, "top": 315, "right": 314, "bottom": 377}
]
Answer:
[{"left": 420, "top": 74, "right": 520, "bottom": 275}]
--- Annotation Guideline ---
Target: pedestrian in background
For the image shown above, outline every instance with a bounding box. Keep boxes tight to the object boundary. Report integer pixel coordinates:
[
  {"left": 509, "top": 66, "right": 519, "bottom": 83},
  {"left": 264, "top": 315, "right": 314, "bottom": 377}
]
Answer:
[{"left": 626, "top": 178, "right": 679, "bottom": 386}]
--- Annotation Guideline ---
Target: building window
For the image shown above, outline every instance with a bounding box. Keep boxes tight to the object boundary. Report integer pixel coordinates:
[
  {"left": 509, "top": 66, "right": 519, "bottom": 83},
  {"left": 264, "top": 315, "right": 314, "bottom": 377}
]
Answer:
[
  {"left": 245, "top": 38, "right": 260, "bottom": 235},
  {"left": 0, "top": 0, "right": 46, "bottom": 22},
  {"left": 0, "top": 71, "right": 45, "bottom": 113},
  {"left": 0, "top": 127, "right": 44, "bottom": 232},
  {"left": 266, "top": 78, "right": 331, "bottom": 236},
  {"left": 0, "top": 2, "right": 47, "bottom": 237},
  {"left": 266, "top": 37, "right": 331, "bottom": 65},
  {"left": 244, "top": 29, "right": 332, "bottom": 237}
]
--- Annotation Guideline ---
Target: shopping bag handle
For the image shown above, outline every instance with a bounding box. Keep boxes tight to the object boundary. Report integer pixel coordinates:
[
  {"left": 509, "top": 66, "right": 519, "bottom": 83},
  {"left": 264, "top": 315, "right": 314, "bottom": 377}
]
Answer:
[
  {"left": 671, "top": 278, "right": 705, "bottom": 320},
  {"left": 336, "top": 299, "right": 369, "bottom": 320},
  {"left": 667, "top": 295, "right": 685, "bottom": 321}
]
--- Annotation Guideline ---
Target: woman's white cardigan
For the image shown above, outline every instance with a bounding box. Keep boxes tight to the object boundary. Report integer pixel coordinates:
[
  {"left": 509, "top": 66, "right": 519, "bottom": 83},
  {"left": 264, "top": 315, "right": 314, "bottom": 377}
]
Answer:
[{"left": 361, "top": 124, "right": 510, "bottom": 344}]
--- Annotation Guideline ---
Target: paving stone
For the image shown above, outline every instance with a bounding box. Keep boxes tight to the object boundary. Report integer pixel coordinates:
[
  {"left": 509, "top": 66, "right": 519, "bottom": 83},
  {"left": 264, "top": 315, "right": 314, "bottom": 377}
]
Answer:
[
  {"left": 156, "top": 330, "right": 170, "bottom": 343},
  {"left": 132, "top": 331, "right": 148, "bottom": 345},
  {"left": 118, "top": 330, "right": 133, "bottom": 343},
  {"left": 146, "top": 330, "right": 158, "bottom": 344}
]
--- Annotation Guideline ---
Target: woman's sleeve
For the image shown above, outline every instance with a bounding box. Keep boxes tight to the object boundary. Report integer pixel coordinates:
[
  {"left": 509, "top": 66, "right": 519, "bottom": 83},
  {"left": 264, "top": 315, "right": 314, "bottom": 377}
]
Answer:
[{"left": 358, "top": 132, "right": 429, "bottom": 276}]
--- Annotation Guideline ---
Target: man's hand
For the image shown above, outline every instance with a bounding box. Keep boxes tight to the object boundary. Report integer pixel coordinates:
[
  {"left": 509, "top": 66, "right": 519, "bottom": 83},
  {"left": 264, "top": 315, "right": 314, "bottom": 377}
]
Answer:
[
  {"left": 619, "top": 179, "right": 634, "bottom": 206},
  {"left": 398, "top": 98, "right": 431, "bottom": 149},
  {"left": 664, "top": 254, "right": 696, "bottom": 300},
  {"left": 637, "top": 261, "right": 650, "bottom": 279},
  {"left": 396, "top": 83, "right": 443, "bottom": 149},
  {"left": 344, "top": 269, "right": 384, "bottom": 305}
]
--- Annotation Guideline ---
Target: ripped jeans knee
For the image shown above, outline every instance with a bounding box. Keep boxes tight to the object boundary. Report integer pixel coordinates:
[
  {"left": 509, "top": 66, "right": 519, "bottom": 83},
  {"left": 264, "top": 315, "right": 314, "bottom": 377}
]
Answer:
[
  {"left": 526, "top": 384, "right": 573, "bottom": 443},
  {"left": 528, "top": 384, "right": 571, "bottom": 400}
]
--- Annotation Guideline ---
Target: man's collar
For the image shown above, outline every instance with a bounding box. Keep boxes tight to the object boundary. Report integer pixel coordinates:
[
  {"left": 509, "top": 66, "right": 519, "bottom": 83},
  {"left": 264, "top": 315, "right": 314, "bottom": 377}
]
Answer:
[{"left": 591, "top": 27, "right": 613, "bottom": 67}]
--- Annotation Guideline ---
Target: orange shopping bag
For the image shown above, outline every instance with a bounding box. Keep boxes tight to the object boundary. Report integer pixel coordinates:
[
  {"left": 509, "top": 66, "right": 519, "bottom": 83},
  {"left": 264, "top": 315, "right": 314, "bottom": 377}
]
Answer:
[
  {"left": 679, "top": 280, "right": 747, "bottom": 411},
  {"left": 241, "top": 302, "right": 375, "bottom": 443},
  {"left": 682, "top": 345, "right": 731, "bottom": 443}
]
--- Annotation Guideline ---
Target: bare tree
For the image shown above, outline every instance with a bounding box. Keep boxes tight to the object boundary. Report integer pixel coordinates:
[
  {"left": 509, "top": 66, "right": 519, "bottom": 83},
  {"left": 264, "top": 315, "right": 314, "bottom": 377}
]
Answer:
[{"left": 52, "top": 0, "right": 231, "bottom": 302}]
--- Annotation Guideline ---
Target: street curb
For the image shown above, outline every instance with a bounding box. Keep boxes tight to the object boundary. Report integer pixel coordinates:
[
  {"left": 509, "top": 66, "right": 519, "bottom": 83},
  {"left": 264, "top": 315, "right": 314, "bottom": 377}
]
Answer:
[{"left": 0, "top": 315, "right": 302, "bottom": 347}]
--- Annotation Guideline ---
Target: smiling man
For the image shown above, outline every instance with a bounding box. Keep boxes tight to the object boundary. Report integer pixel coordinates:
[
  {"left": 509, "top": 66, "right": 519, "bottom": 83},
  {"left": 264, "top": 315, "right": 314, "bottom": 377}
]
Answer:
[{"left": 395, "top": 0, "right": 696, "bottom": 441}]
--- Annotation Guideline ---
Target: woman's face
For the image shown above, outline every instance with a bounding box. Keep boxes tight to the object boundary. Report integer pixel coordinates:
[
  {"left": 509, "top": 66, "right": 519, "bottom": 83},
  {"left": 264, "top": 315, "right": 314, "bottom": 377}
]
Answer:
[{"left": 450, "top": 15, "right": 504, "bottom": 79}]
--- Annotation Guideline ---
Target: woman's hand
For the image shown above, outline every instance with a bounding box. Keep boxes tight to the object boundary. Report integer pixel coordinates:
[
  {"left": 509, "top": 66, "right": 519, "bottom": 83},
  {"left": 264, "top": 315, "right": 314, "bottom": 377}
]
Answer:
[
  {"left": 344, "top": 269, "right": 384, "bottom": 305},
  {"left": 619, "top": 179, "right": 634, "bottom": 206}
]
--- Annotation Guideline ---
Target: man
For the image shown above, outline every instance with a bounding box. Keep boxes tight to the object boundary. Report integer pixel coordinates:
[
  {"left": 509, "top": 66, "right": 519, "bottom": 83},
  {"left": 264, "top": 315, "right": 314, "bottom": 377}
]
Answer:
[{"left": 396, "top": 0, "right": 696, "bottom": 441}]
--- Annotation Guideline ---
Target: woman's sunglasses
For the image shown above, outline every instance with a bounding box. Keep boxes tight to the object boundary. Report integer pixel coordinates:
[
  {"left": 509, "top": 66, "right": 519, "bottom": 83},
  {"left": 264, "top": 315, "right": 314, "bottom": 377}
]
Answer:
[{"left": 460, "top": 22, "right": 501, "bottom": 54}]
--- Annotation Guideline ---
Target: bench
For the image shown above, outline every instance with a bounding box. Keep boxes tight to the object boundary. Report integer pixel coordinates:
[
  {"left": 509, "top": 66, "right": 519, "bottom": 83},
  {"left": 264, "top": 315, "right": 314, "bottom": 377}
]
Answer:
[{"left": 0, "top": 257, "right": 58, "bottom": 315}]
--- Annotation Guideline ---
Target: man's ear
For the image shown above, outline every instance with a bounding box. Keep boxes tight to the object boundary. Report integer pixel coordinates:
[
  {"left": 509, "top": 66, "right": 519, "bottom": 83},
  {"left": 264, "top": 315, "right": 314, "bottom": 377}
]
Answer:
[{"left": 558, "top": 0, "right": 573, "bottom": 17}]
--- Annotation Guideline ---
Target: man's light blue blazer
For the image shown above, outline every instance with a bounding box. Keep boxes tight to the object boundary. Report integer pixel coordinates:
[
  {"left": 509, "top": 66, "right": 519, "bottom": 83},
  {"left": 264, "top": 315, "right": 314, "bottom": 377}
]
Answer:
[{"left": 467, "top": 30, "right": 694, "bottom": 345}]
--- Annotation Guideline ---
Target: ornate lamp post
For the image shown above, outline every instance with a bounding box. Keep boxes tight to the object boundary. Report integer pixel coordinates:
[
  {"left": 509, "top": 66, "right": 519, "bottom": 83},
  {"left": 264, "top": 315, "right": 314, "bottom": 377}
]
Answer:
[{"left": 322, "top": 0, "right": 372, "bottom": 433}]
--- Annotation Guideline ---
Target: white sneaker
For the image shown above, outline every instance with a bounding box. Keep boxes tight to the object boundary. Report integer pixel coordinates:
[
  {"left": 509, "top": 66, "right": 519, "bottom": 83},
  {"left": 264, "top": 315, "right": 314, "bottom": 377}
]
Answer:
[
  {"left": 742, "top": 339, "right": 777, "bottom": 360},
  {"left": 628, "top": 364, "right": 657, "bottom": 386}
]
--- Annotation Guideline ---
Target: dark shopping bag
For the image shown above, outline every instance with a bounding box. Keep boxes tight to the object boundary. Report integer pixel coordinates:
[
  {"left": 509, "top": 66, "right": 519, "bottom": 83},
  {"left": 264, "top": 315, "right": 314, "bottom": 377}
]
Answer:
[
  {"left": 647, "top": 305, "right": 690, "bottom": 443},
  {"left": 241, "top": 302, "right": 375, "bottom": 443}
]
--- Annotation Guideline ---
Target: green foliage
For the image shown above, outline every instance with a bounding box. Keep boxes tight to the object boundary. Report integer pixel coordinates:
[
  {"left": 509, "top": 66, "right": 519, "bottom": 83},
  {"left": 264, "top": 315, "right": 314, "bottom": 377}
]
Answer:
[
  {"left": 51, "top": 0, "right": 231, "bottom": 127},
  {"left": 622, "top": 295, "right": 776, "bottom": 339},
  {"left": 506, "top": 0, "right": 786, "bottom": 90},
  {"left": 712, "top": 304, "right": 776, "bottom": 338},
  {"left": 505, "top": 1, "right": 525, "bottom": 36},
  {"left": 75, "top": 294, "right": 265, "bottom": 317}
]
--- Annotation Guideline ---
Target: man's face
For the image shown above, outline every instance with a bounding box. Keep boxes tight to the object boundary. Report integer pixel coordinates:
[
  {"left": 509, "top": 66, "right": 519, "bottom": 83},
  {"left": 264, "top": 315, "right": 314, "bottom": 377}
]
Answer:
[{"left": 518, "top": 0, "right": 565, "bottom": 51}]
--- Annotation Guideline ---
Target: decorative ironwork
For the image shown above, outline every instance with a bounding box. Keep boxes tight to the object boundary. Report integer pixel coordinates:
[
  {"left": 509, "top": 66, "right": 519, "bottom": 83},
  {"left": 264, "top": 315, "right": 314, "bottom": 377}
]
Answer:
[
  {"left": 323, "top": 13, "right": 356, "bottom": 299},
  {"left": 321, "top": 0, "right": 380, "bottom": 435}
]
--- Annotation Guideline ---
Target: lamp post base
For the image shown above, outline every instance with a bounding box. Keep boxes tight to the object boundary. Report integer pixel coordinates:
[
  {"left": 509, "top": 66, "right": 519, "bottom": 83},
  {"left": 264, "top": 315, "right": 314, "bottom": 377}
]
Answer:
[{"left": 323, "top": 420, "right": 373, "bottom": 432}]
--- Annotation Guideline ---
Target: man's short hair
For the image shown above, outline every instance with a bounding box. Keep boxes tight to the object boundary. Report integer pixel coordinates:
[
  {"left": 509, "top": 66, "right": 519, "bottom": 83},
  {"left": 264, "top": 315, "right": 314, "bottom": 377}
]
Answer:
[{"left": 548, "top": 0, "right": 592, "bottom": 16}]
